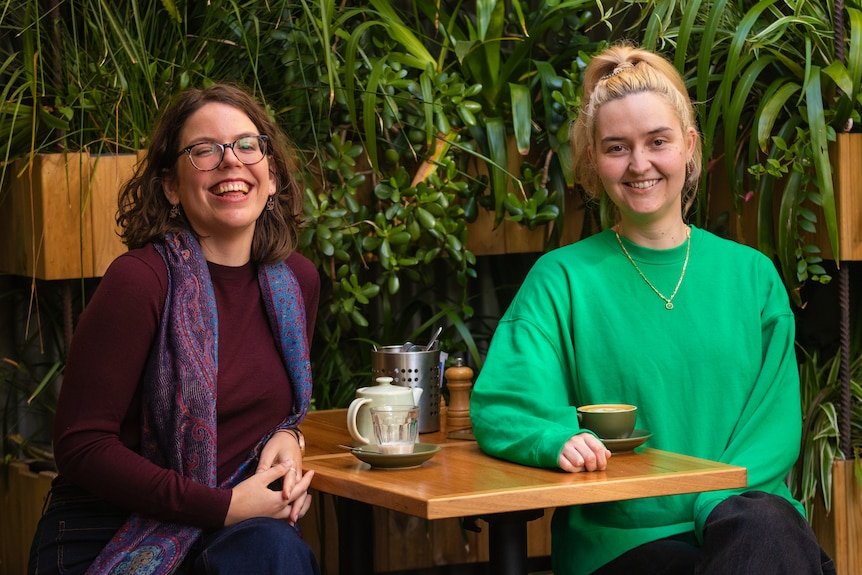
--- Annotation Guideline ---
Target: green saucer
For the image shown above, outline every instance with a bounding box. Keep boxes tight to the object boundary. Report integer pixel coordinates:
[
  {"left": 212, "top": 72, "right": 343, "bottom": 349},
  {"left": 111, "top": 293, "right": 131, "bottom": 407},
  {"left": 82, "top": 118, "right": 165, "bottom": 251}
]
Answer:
[
  {"left": 350, "top": 443, "right": 441, "bottom": 469},
  {"left": 601, "top": 429, "right": 652, "bottom": 453}
]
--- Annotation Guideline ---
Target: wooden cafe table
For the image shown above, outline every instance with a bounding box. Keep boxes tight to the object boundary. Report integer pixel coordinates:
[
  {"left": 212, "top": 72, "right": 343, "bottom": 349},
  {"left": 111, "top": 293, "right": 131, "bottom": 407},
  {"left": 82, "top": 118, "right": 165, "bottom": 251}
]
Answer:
[{"left": 301, "top": 409, "right": 747, "bottom": 575}]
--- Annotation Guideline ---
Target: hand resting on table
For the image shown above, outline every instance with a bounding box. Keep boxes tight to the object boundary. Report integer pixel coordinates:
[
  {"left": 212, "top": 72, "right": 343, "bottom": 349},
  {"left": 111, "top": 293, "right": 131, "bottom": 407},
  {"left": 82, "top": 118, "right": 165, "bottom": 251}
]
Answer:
[{"left": 559, "top": 432, "right": 612, "bottom": 472}]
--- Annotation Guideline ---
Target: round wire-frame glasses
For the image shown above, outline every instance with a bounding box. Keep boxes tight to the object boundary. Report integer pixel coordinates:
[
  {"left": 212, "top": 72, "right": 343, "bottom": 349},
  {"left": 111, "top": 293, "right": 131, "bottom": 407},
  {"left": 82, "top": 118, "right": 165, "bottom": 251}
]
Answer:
[{"left": 177, "top": 135, "right": 268, "bottom": 171}]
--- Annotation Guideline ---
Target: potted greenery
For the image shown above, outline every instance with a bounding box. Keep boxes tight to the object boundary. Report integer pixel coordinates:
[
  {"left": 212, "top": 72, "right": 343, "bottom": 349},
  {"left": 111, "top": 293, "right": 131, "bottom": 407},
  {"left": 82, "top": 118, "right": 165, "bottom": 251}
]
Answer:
[
  {"left": 629, "top": 0, "right": 862, "bottom": 298},
  {"left": 0, "top": 3, "right": 605, "bottom": 572},
  {"left": 2, "top": 0, "right": 860, "bottom": 573},
  {"left": 792, "top": 344, "right": 862, "bottom": 573},
  {"left": 294, "top": 0, "right": 616, "bottom": 407}
]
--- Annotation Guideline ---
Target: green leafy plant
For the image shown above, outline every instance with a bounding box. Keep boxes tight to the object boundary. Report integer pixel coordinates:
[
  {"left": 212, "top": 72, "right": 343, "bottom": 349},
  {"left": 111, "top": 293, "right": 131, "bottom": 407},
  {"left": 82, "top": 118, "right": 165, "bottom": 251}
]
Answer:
[
  {"left": 790, "top": 346, "right": 862, "bottom": 517},
  {"left": 634, "top": 0, "right": 862, "bottom": 305},
  {"left": 332, "top": 0, "right": 606, "bottom": 231},
  {"left": 284, "top": 0, "right": 611, "bottom": 406},
  {"left": 2, "top": 0, "right": 603, "bottom": 412},
  {"left": 3, "top": 0, "right": 859, "bottom": 450},
  {"left": 0, "top": 277, "right": 77, "bottom": 463}
]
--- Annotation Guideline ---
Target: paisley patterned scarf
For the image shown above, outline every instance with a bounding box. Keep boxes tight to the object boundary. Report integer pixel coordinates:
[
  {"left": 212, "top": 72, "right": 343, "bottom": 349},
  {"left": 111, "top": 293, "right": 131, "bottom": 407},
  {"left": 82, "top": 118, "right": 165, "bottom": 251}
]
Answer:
[{"left": 86, "top": 231, "right": 312, "bottom": 575}]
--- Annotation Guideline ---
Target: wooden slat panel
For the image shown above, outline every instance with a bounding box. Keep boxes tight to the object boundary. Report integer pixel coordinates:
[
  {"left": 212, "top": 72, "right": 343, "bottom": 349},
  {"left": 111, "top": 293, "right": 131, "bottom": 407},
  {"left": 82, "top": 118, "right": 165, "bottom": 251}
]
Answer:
[
  {"left": 814, "top": 132, "right": 862, "bottom": 261},
  {"left": 89, "top": 154, "right": 138, "bottom": 276},
  {"left": 0, "top": 462, "right": 56, "bottom": 575},
  {"left": 833, "top": 133, "right": 862, "bottom": 260},
  {"left": 812, "top": 459, "right": 862, "bottom": 575},
  {"left": 0, "top": 153, "right": 93, "bottom": 279},
  {"left": 463, "top": 135, "right": 587, "bottom": 256}
]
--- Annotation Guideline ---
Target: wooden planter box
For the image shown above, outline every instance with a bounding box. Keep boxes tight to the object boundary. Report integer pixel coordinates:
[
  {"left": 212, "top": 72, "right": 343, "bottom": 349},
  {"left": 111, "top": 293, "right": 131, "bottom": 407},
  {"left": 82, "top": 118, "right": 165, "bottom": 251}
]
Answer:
[
  {"left": 0, "top": 461, "right": 56, "bottom": 575},
  {"left": 0, "top": 152, "right": 138, "bottom": 280},
  {"left": 813, "top": 132, "right": 862, "bottom": 261},
  {"left": 706, "top": 132, "right": 862, "bottom": 263},
  {"left": 466, "top": 186, "right": 588, "bottom": 256},
  {"left": 810, "top": 458, "right": 862, "bottom": 575}
]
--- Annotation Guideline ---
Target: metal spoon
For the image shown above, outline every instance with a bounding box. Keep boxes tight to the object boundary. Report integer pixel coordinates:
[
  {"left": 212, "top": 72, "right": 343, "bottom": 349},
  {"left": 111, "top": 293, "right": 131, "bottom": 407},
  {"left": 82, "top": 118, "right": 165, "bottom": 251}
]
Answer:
[
  {"left": 424, "top": 326, "right": 443, "bottom": 351},
  {"left": 337, "top": 443, "right": 384, "bottom": 454}
]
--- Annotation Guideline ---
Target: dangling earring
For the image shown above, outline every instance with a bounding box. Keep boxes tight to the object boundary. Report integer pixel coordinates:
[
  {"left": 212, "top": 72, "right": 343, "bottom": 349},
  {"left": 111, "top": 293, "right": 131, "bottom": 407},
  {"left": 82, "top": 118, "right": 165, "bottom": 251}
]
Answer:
[
  {"left": 169, "top": 204, "right": 180, "bottom": 219},
  {"left": 265, "top": 195, "right": 275, "bottom": 211}
]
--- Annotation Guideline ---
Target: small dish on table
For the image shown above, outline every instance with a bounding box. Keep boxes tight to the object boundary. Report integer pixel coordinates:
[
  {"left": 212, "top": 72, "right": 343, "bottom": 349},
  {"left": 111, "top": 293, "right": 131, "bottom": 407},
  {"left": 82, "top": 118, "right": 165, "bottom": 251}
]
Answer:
[
  {"left": 350, "top": 443, "right": 441, "bottom": 469},
  {"left": 601, "top": 429, "right": 652, "bottom": 453}
]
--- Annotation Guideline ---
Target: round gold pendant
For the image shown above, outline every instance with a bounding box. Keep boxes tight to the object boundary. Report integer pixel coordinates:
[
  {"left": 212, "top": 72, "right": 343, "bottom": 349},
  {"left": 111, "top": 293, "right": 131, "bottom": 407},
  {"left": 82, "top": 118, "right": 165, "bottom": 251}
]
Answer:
[{"left": 665, "top": 302, "right": 674, "bottom": 310}]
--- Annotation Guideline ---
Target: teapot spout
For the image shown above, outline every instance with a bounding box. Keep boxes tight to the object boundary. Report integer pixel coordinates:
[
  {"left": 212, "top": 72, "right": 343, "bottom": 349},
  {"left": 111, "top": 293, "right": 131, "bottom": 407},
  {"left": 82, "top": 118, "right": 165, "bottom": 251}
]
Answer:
[{"left": 411, "top": 386, "right": 423, "bottom": 406}]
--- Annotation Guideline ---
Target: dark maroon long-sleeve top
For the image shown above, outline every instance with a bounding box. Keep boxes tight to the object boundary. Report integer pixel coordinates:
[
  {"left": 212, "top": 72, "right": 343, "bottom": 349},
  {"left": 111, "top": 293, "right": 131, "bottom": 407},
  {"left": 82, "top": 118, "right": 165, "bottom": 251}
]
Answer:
[{"left": 52, "top": 244, "right": 320, "bottom": 529}]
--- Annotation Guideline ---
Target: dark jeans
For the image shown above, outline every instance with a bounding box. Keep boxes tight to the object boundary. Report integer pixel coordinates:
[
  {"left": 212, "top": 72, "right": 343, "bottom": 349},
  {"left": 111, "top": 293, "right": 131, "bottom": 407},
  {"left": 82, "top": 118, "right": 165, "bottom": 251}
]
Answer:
[
  {"left": 29, "top": 483, "right": 320, "bottom": 575},
  {"left": 185, "top": 517, "right": 320, "bottom": 575},
  {"left": 592, "top": 492, "right": 836, "bottom": 575}
]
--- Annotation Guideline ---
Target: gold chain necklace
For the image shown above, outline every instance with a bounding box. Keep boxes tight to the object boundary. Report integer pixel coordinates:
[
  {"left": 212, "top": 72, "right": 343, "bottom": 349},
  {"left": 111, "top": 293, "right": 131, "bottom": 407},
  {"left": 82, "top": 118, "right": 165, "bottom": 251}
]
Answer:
[{"left": 614, "top": 227, "right": 691, "bottom": 310}]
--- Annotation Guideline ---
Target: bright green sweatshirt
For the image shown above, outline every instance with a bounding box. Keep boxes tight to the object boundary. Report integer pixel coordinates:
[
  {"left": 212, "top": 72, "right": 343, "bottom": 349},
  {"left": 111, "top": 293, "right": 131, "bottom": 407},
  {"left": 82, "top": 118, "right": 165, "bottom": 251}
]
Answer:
[{"left": 470, "top": 226, "right": 803, "bottom": 575}]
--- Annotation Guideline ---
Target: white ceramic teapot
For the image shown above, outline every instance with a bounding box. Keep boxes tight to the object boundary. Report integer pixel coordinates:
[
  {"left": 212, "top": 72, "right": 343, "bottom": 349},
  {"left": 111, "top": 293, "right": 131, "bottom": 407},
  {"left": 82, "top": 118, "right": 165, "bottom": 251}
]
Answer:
[{"left": 346, "top": 377, "right": 423, "bottom": 445}]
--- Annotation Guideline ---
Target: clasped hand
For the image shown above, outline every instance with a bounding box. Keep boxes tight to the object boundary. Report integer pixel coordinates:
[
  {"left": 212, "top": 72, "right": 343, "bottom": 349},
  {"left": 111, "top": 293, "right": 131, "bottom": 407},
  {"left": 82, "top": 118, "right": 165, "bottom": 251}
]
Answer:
[
  {"left": 226, "top": 431, "right": 314, "bottom": 527},
  {"left": 558, "top": 432, "right": 612, "bottom": 472}
]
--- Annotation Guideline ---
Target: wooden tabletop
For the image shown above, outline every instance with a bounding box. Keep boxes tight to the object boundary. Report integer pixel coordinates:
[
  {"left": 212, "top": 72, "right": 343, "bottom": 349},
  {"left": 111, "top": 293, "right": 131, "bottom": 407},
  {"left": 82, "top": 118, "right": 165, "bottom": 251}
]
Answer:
[{"left": 301, "top": 409, "right": 748, "bottom": 520}]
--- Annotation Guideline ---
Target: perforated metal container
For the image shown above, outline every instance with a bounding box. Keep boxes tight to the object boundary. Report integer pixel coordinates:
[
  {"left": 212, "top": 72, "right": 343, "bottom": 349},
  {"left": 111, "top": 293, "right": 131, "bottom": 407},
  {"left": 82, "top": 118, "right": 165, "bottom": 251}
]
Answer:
[{"left": 371, "top": 344, "right": 441, "bottom": 433}]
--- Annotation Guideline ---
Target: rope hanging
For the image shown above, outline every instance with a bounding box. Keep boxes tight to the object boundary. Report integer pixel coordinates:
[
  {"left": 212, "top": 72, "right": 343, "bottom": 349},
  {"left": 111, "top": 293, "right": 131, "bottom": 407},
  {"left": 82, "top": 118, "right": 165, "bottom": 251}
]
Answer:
[{"left": 833, "top": 0, "right": 852, "bottom": 459}]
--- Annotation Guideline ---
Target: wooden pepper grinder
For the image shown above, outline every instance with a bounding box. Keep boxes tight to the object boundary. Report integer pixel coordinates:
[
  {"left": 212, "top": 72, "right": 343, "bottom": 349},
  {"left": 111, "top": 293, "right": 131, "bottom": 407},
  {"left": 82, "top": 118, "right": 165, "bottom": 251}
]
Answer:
[{"left": 445, "top": 357, "right": 473, "bottom": 431}]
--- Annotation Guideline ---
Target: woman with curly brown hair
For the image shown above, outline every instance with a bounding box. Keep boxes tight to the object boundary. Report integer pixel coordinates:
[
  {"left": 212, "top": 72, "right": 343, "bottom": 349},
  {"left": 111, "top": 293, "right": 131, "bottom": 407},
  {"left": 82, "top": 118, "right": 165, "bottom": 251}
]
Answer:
[{"left": 29, "top": 84, "right": 321, "bottom": 575}]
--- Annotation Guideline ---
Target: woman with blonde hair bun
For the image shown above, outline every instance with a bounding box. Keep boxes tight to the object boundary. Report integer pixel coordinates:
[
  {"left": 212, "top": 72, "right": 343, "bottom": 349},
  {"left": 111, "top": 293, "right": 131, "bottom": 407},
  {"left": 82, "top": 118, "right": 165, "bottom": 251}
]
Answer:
[{"left": 471, "top": 44, "right": 834, "bottom": 574}]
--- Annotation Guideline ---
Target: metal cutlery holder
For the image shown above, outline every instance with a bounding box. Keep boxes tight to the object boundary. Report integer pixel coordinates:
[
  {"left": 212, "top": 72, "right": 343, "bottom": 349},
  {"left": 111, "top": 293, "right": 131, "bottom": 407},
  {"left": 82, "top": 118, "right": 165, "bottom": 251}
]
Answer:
[{"left": 371, "top": 344, "right": 441, "bottom": 433}]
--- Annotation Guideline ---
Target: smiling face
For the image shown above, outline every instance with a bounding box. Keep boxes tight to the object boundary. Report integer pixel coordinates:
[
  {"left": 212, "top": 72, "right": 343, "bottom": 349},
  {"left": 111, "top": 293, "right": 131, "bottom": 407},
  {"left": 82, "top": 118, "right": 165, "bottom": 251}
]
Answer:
[
  {"left": 163, "top": 102, "right": 275, "bottom": 261},
  {"left": 591, "top": 91, "right": 697, "bottom": 230}
]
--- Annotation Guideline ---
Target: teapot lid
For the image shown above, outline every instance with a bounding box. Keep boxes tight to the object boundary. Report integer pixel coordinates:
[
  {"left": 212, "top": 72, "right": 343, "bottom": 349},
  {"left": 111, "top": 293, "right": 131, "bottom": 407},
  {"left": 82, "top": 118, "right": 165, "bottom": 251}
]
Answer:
[{"left": 362, "top": 376, "right": 411, "bottom": 395}]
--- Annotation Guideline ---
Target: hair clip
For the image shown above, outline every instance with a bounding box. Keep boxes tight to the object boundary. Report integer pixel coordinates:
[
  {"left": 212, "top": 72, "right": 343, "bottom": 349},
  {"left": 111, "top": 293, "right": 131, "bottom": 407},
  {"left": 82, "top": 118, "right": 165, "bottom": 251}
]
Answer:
[{"left": 601, "top": 61, "right": 636, "bottom": 80}]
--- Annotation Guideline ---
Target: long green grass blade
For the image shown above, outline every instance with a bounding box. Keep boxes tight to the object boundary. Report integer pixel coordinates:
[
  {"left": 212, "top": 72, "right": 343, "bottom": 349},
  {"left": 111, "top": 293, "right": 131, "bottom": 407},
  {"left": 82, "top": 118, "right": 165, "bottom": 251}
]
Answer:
[
  {"left": 485, "top": 116, "right": 509, "bottom": 225},
  {"left": 437, "top": 301, "right": 484, "bottom": 371},
  {"left": 477, "top": 0, "right": 498, "bottom": 40},
  {"left": 316, "top": 0, "right": 337, "bottom": 108},
  {"left": 803, "top": 70, "right": 838, "bottom": 262},
  {"left": 720, "top": 52, "right": 756, "bottom": 196},
  {"left": 724, "top": 0, "right": 777, "bottom": 113},
  {"left": 420, "top": 65, "right": 435, "bottom": 147},
  {"left": 833, "top": 7, "right": 862, "bottom": 128},
  {"left": 694, "top": 0, "right": 728, "bottom": 103},
  {"left": 695, "top": 0, "right": 730, "bottom": 151},
  {"left": 345, "top": 20, "right": 378, "bottom": 133},
  {"left": 756, "top": 80, "right": 801, "bottom": 151},
  {"left": 641, "top": 0, "right": 670, "bottom": 51},
  {"left": 510, "top": 83, "right": 531, "bottom": 155},
  {"left": 756, "top": 117, "right": 800, "bottom": 258},
  {"left": 362, "top": 58, "right": 387, "bottom": 172},
  {"left": 674, "top": 0, "right": 702, "bottom": 72},
  {"left": 478, "top": 0, "right": 505, "bottom": 97},
  {"left": 776, "top": 169, "right": 804, "bottom": 299},
  {"left": 368, "top": 0, "right": 435, "bottom": 67}
]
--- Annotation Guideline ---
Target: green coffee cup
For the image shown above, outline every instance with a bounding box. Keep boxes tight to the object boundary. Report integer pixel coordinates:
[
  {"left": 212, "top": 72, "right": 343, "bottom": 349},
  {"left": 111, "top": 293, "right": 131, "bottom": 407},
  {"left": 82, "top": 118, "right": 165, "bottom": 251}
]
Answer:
[{"left": 577, "top": 404, "right": 637, "bottom": 439}]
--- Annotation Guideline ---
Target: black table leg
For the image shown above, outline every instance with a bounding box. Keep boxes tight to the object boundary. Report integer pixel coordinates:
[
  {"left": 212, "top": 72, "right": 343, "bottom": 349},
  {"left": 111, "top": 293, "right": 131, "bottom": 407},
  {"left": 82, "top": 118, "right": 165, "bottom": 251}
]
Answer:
[
  {"left": 336, "top": 497, "right": 375, "bottom": 575},
  {"left": 483, "top": 509, "right": 545, "bottom": 575}
]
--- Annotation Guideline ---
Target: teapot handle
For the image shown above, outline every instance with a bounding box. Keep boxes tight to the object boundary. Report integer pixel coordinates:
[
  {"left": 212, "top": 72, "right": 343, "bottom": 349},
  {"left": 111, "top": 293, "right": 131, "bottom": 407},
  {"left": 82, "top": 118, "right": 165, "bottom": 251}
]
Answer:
[{"left": 346, "top": 397, "right": 373, "bottom": 444}]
